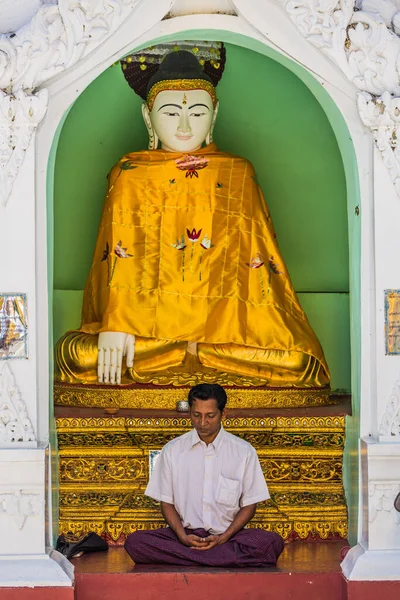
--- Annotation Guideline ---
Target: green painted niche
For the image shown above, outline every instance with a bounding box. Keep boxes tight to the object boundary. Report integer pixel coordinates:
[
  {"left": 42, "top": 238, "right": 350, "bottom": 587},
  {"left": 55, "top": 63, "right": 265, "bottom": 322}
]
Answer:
[{"left": 53, "top": 42, "right": 350, "bottom": 390}]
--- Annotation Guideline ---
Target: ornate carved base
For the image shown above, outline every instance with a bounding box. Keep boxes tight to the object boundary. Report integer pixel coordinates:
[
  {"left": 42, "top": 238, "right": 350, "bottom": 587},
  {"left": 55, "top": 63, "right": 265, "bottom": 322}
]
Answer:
[
  {"left": 54, "top": 382, "right": 333, "bottom": 409},
  {"left": 56, "top": 408, "right": 348, "bottom": 543}
]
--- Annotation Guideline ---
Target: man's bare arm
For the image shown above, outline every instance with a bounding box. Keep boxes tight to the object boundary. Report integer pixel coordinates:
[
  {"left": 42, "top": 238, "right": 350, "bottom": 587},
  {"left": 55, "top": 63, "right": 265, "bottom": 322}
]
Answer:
[
  {"left": 160, "top": 501, "right": 209, "bottom": 548},
  {"left": 194, "top": 503, "right": 257, "bottom": 551},
  {"left": 220, "top": 503, "right": 257, "bottom": 541}
]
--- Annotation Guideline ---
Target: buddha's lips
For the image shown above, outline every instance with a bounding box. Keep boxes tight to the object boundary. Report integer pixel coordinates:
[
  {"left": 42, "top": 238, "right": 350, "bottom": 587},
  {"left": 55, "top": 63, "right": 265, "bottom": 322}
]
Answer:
[{"left": 175, "top": 135, "right": 193, "bottom": 140}]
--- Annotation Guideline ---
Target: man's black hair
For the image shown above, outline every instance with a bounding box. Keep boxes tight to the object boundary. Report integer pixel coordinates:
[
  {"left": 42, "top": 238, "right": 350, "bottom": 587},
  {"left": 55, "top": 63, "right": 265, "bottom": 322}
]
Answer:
[{"left": 188, "top": 383, "right": 227, "bottom": 412}]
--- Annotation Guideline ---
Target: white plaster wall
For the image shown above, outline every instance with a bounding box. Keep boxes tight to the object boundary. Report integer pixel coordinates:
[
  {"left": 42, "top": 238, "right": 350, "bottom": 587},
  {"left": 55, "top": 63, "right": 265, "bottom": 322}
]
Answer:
[
  {"left": 373, "top": 148, "right": 400, "bottom": 431},
  {"left": 0, "top": 141, "right": 38, "bottom": 441}
]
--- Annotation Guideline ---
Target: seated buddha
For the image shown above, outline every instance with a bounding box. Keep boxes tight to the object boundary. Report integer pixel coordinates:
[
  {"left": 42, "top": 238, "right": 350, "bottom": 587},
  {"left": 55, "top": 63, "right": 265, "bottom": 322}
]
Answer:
[{"left": 55, "top": 49, "right": 330, "bottom": 390}]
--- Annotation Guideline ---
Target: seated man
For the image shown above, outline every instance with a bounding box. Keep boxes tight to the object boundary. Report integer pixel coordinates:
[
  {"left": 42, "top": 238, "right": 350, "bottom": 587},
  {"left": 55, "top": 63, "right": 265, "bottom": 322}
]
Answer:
[{"left": 125, "top": 383, "right": 284, "bottom": 567}]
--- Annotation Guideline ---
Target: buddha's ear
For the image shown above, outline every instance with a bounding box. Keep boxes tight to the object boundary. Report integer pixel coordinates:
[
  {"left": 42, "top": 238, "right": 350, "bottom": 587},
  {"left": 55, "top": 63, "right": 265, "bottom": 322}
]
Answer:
[
  {"left": 206, "top": 100, "right": 219, "bottom": 146},
  {"left": 142, "top": 102, "right": 159, "bottom": 150}
]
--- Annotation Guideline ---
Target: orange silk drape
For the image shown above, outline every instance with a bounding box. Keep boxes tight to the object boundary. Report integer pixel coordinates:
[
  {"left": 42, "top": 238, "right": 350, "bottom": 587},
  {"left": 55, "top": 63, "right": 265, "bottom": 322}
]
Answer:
[{"left": 81, "top": 143, "right": 329, "bottom": 380}]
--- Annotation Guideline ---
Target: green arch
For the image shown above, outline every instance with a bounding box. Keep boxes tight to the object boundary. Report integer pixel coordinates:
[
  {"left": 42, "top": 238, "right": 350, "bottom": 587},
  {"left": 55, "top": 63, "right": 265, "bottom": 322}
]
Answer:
[{"left": 50, "top": 31, "right": 361, "bottom": 542}]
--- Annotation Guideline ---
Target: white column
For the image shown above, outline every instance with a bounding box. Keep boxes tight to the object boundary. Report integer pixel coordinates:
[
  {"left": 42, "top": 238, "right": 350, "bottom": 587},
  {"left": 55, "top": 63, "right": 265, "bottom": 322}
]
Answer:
[
  {"left": 342, "top": 147, "right": 400, "bottom": 581},
  {"left": 0, "top": 99, "right": 73, "bottom": 587}
]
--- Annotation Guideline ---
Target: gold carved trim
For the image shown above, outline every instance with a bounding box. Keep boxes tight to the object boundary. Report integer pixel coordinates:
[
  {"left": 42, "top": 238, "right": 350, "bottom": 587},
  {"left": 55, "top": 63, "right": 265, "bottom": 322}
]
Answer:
[
  {"left": 54, "top": 383, "right": 333, "bottom": 410},
  {"left": 58, "top": 449, "right": 343, "bottom": 484},
  {"left": 57, "top": 430, "right": 345, "bottom": 449},
  {"left": 147, "top": 79, "right": 217, "bottom": 111},
  {"left": 56, "top": 408, "right": 347, "bottom": 543},
  {"left": 58, "top": 517, "right": 348, "bottom": 542},
  {"left": 55, "top": 414, "right": 345, "bottom": 431}
]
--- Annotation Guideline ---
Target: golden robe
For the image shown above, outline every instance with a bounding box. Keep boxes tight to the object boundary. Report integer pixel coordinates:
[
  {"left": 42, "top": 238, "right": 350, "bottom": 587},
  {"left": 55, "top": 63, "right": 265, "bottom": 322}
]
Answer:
[{"left": 56, "top": 143, "right": 329, "bottom": 387}]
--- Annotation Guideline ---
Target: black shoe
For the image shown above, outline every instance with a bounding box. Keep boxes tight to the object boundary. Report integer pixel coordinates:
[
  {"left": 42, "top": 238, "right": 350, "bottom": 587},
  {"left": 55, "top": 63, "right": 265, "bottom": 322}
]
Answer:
[{"left": 56, "top": 532, "right": 108, "bottom": 559}]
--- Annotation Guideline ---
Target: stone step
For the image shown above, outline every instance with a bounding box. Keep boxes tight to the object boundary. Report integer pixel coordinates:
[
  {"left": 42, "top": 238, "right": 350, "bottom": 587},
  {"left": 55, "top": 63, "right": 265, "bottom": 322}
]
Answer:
[{"left": 70, "top": 544, "right": 400, "bottom": 600}]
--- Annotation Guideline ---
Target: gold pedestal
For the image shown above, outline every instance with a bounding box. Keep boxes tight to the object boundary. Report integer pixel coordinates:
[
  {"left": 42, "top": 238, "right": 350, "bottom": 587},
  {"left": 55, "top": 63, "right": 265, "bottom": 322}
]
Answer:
[
  {"left": 54, "top": 382, "right": 333, "bottom": 409},
  {"left": 56, "top": 405, "right": 347, "bottom": 543}
]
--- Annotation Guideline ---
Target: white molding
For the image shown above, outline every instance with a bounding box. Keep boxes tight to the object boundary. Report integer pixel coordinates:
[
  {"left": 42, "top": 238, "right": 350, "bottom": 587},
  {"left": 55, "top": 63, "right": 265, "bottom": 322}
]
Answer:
[
  {"left": 342, "top": 542, "right": 400, "bottom": 580},
  {"left": 0, "top": 362, "right": 36, "bottom": 446},
  {"left": 169, "top": 0, "right": 236, "bottom": 15},
  {"left": 0, "top": 1, "right": 41, "bottom": 35},
  {"left": 0, "top": 0, "right": 143, "bottom": 93},
  {"left": 0, "top": 490, "right": 42, "bottom": 529},
  {"left": 358, "top": 91, "right": 400, "bottom": 197},
  {"left": 0, "top": 0, "right": 400, "bottom": 203},
  {"left": 0, "top": 90, "right": 48, "bottom": 207},
  {"left": 0, "top": 447, "right": 45, "bottom": 556},
  {"left": 343, "top": 440, "right": 400, "bottom": 578},
  {"left": 273, "top": 0, "right": 400, "bottom": 197},
  {"left": 379, "top": 375, "right": 400, "bottom": 440},
  {"left": 2, "top": 0, "right": 400, "bottom": 200},
  {"left": 0, "top": 550, "right": 73, "bottom": 587},
  {"left": 364, "top": 440, "right": 400, "bottom": 550},
  {"left": 369, "top": 482, "right": 400, "bottom": 525},
  {"left": 276, "top": 0, "right": 400, "bottom": 95},
  {"left": 276, "top": 0, "right": 354, "bottom": 77},
  {"left": 11, "top": 0, "right": 400, "bottom": 203},
  {"left": 0, "top": 0, "right": 146, "bottom": 206}
]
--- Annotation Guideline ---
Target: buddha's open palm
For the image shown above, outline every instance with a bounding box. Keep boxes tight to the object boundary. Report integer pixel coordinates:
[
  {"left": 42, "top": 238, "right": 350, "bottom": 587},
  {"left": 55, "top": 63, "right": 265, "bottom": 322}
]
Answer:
[{"left": 97, "top": 332, "right": 135, "bottom": 384}]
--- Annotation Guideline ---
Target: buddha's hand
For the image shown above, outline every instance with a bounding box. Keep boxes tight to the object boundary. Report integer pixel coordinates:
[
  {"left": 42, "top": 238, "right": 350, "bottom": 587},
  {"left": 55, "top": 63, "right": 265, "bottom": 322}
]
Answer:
[{"left": 97, "top": 332, "right": 135, "bottom": 385}]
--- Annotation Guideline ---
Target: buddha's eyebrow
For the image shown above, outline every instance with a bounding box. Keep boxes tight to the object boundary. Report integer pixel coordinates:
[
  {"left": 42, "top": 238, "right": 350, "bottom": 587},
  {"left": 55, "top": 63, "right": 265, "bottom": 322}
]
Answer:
[
  {"left": 188, "top": 103, "right": 210, "bottom": 110},
  {"left": 158, "top": 104, "right": 182, "bottom": 111}
]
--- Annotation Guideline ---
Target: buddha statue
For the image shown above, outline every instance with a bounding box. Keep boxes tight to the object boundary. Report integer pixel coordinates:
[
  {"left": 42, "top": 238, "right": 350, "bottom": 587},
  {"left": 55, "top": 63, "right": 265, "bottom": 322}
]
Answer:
[{"left": 55, "top": 48, "right": 330, "bottom": 390}]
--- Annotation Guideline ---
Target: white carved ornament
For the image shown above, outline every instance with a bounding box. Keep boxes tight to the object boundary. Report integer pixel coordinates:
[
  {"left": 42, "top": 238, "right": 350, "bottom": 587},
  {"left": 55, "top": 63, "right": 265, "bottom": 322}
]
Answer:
[
  {"left": 369, "top": 482, "right": 400, "bottom": 524},
  {"left": 379, "top": 376, "right": 400, "bottom": 437},
  {"left": 358, "top": 91, "right": 400, "bottom": 195},
  {"left": 0, "top": 490, "right": 42, "bottom": 529},
  {"left": 0, "top": 362, "right": 35, "bottom": 444},
  {"left": 277, "top": 0, "right": 400, "bottom": 196},
  {"left": 169, "top": 0, "right": 237, "bottom": 16},
  {"left": 0, "top": 1, "right": 41, "bottom": 35},
  {"left": 277, "top": 0, "right": 354, "bottom": 77},
  {"left": 3, "top": 0, "right": 400, "bottom": 197},
  {"left": 0, "top": 90, "right": 48, "bottom": 206},
  {"left": 0, "top": 0, "right": 141, "bottom": 206}
]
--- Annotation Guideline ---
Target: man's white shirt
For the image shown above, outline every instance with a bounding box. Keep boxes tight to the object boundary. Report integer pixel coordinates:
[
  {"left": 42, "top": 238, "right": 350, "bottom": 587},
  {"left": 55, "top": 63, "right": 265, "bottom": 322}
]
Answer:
[{"left": 145, "top": 426, "right": 269, "bottom": 535}]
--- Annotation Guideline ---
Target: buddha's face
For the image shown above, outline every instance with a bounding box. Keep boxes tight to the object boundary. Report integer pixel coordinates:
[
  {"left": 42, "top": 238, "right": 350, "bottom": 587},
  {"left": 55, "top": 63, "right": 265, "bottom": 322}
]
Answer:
[{"left": 148, "top": 89, "right": 216, "bottom": 152}]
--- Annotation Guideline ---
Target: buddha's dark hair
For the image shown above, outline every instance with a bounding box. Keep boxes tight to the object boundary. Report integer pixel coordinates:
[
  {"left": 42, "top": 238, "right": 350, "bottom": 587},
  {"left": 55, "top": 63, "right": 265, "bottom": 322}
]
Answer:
[{"left": 188, "top": 383, "right": 227, "bottom": 413}]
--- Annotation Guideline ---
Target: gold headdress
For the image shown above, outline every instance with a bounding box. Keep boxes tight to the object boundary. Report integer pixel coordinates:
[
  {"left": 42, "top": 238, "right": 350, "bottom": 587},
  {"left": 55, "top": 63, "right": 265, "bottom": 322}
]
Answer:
[
  {"left": 146, "top": 78, "right": 217, "bottom": 112},
  {"left": 121, "top": 42, "right": 225, "bottom": 109}
]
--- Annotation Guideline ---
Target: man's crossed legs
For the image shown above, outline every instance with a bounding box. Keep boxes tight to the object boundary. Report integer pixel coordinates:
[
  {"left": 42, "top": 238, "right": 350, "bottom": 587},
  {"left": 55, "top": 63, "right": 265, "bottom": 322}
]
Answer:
[{"left": 125, "top": 527, "right": 284, "bottom": 568}]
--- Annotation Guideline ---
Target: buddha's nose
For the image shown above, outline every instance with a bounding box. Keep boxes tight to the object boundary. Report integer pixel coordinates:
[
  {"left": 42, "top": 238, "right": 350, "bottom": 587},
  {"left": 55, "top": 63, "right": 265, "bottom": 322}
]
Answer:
[{"left": 177, "top": 110, "right": 191, "bottom": 134}]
